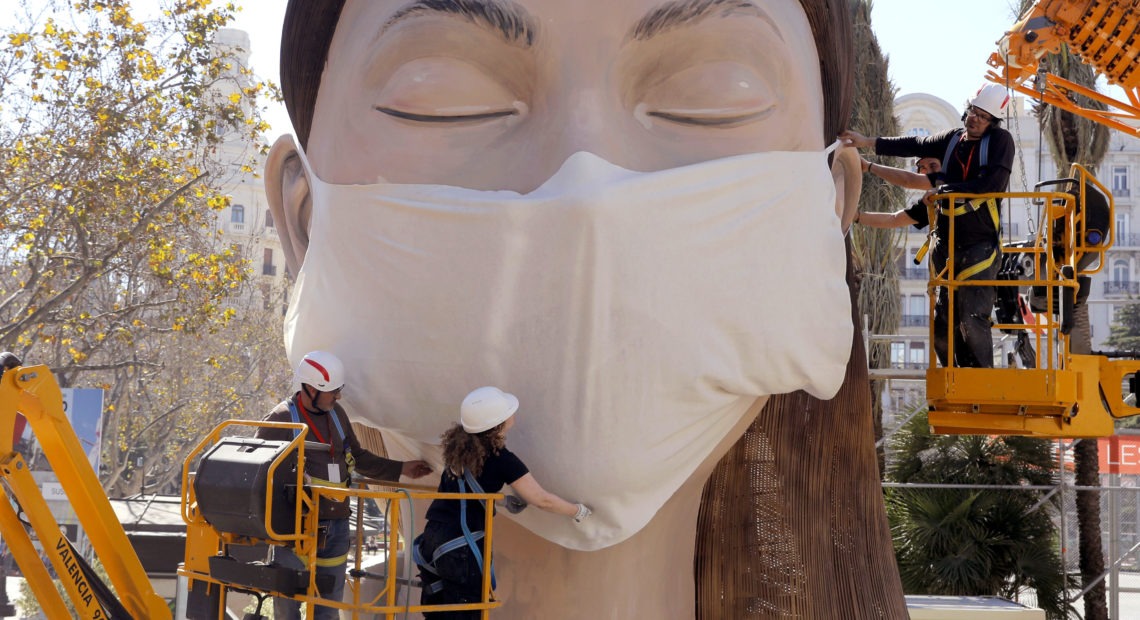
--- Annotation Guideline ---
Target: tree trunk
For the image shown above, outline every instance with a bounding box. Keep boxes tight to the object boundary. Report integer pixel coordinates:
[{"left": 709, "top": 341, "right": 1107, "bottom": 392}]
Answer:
[
  {"left": 1074, "top": 437, "right": 1107, "bottom": 619},
  {"left": 1072, "top": 303, "right": 1108, "bottom": 619}
]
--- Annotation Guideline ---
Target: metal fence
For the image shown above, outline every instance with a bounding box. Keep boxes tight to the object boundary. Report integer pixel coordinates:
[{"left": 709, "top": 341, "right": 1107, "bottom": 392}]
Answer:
[{"left": 876, "top": 375, "right": 1140, "bottom": 618}]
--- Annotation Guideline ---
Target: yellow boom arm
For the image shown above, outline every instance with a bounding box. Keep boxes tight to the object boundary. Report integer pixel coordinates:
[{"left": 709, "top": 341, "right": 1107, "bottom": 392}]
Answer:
[{"left": 0, "top": 365, "right": 171, "bottom": 619}]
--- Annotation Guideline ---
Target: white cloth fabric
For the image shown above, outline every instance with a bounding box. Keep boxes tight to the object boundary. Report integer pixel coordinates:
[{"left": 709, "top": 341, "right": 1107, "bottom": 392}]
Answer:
[{"left": 285, "top": 147, "right": 852, "bottom": 550}]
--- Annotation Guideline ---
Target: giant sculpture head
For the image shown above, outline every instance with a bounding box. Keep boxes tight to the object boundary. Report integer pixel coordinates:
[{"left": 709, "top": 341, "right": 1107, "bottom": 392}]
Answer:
[{"left": 267, "top": 0, "right": 859, "bottom": 551}]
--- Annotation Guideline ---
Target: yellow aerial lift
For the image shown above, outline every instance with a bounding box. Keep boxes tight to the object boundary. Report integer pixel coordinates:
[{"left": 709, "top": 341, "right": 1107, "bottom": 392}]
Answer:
[
  {"left": 923, "top": 167, "right": 1140, "bottom": 436},
  {"left": 0, "top": 365, "right": 501, "bottom": 618},
  {"left": 0, "top": 364, "right": 171, "bottom": 619},
  {"left": 923, "top": 0, "right": 1140, "bottom": 437}
]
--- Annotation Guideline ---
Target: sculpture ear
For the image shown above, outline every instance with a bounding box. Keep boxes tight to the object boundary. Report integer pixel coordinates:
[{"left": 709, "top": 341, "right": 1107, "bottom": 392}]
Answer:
[
  {"left": 831, "top": 146, "right": 863, "bottom": 234},
  {"left": 265, "top": 134, "right": 312, "bottom": 277}
]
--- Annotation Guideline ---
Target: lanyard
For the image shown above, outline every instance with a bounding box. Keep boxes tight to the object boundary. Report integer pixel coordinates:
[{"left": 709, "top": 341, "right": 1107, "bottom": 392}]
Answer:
[
  {"left": 955, "top": 141, "right": 977, "bottom": 177},
  {"left": 290, "top": 394, "right": 336, "bottom": 456}
]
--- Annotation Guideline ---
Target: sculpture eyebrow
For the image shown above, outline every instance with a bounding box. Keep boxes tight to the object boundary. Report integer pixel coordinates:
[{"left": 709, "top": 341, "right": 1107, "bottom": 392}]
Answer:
[
  {"left": 629, "top": 0, "right": 779, "bottom": 42},
  {"left": 382, "top": 0, "right": 537, "bottom": 47}
]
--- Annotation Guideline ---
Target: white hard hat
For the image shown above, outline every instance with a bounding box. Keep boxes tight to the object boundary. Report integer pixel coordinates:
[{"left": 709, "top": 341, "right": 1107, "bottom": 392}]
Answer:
[
  {"left": 294, "top": 350, "right": 345, "bottom": 392},
  {"left": 461, "top": 386, "right": 519, "bottom": 433},
  {"left": 970, "top": 83, "right": 1010, "bottom": 119}
]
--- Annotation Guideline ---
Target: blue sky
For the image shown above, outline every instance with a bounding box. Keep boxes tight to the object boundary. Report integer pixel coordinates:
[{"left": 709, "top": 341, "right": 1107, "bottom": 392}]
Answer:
[{"left": 870, "top": 0, "right": 1027, "bottom": 107}]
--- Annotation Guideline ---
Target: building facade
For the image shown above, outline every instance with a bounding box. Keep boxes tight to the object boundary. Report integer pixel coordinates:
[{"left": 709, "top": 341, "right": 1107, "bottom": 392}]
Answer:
[{"left": 211, "top": 29, "right": 289, "bottom": 312}]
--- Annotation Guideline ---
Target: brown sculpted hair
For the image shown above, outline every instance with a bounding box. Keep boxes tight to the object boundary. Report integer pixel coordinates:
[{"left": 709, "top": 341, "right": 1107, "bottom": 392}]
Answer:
[
  {"left": 280, "top": 0, "right": 854, "bottom": 150},
  {"left": 440, "top": 422, "right": 507, "bottom": 477}
]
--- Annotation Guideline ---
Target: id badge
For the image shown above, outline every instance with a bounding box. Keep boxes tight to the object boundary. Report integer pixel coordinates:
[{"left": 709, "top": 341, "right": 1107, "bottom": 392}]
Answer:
[{"left": 328, "top": 463, "right": 341, "bottom": 483}]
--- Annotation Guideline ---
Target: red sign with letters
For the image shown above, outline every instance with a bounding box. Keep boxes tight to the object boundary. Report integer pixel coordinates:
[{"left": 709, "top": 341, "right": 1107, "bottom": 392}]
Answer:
[{"left": 1099, "top": 436, "right": 1140, "bottom": 474}]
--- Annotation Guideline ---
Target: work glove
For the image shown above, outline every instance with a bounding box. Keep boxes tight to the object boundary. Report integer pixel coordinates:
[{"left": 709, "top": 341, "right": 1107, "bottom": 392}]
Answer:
[
  {"left": 502, "top": 494, "right": 528, "bottom": 514},
  {"left": 573, "top": 503, "right": 592, "bottom": 523}
]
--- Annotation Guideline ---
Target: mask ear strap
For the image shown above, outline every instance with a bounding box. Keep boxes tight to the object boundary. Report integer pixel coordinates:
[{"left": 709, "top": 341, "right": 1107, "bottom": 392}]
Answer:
[
  {"left": 294, "top": 143, "right": 320, "bottom": 182},
  {"left": 824, "top": 139, "right": 841, "bottom": 166}
]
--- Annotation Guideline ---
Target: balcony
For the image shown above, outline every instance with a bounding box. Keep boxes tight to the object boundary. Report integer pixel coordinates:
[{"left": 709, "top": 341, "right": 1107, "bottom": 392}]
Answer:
[
  {"left": 1104, "top": 281, "right": 1140, "bottom": 296},
  {"left": 1114, "top": 187, "right": 1131, "bottom": 197},
  {"left": 1116, "top": 233, "right": 1140, "bottom": 247},
  {"left": 262, "top": 264, "right": 277, "bottom": 277},
  {"left": 900, "top": 314, "right": 929, "bottom": 327},
  {"left": 887, "top": 361, "right": 927, "bottom": 370},
  {"left": 900, "top": 267, "right": 928, "bottom": 280}
]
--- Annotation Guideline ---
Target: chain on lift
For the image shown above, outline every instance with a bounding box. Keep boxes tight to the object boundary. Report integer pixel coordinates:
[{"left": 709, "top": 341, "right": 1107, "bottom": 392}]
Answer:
[{"left": 1005, "top": 54, "right": 1037, "bottom": 241}]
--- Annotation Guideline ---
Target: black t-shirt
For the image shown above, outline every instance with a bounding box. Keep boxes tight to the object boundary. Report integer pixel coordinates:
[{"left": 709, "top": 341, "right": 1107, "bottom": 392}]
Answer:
[{"left": 425, "top": 447, "right": 529, "bottom": 534}]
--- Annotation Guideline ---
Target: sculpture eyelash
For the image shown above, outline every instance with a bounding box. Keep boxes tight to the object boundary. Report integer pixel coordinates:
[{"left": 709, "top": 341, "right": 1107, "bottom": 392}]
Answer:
[{"left": 374, "top": 106, "right": 519, "bottom": 123}]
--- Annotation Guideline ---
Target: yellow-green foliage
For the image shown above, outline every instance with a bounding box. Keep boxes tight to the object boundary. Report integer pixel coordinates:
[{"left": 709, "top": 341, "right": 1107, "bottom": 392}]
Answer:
[{"left": 0, "top": 0, "right": 291, "bottom": 497}]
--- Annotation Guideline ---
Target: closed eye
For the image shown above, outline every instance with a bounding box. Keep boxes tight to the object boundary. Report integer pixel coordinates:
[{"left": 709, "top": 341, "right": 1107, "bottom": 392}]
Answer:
[
  {"left": 636, "top": 61, "right": 777, "bottom": 130},
  {"left": 645, "top": 103, "right": 776, "bottom": 127},
  {"left": 375, "top": 106, "right": 520, "bottom": 123},
  {"left": 373, "top": 57, "right": 524, "bottom": 127}
]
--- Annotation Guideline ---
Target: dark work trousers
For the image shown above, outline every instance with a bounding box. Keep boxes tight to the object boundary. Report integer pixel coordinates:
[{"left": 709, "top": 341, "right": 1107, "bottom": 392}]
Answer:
[
  {"left": 931, "top": 241, "right": 999, "bottom": 368},
  {"left": 417, "top": 522, "right": 487, "bottom": 619}
]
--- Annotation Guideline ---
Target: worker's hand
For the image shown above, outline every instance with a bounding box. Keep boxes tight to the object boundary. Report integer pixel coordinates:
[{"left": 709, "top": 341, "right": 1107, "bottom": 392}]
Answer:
[
  {"left": 922, "top": 186, "right": 942, "bottom": 207},
  {"left": 401, "top": 460, "right": 433, "bottom": 479},
  {"left": 838, "top": 130, "right": 874, "bottom": 150},
  {"left": 502, "top": 494, "right": 528, "bottom": 514},
  {"left": 572, "top": 503, "right": 592, "bottom": 523}
]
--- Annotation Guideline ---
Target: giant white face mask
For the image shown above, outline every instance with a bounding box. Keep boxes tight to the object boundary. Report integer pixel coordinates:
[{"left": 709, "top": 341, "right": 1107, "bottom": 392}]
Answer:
[{"left": 285, "top": 146, "right": 852, "bottom": 550}]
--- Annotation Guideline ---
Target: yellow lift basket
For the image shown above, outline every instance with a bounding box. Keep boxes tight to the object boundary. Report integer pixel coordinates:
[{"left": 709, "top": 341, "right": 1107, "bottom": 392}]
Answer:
[
  {"left": 180, "top": 420, "right": 502, "bottom": 619},
  {"left": 926, "top": 164, "right": 1140, "bottom": 437}
]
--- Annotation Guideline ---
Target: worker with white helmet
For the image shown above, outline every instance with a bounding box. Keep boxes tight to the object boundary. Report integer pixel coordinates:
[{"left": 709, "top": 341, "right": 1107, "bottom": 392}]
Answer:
[
  {"left": 414, "top": 386, "right": 591, "bottom": 617},
  {"left": 256, "top": 350, "right": 432, "bottom": 620},
  {"left": 841, "top": 83, "right": 1016, "bottom": 369}
]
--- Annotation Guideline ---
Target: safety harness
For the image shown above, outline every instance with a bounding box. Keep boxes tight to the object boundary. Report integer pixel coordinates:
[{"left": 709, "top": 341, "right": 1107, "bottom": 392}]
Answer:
[
  {"left": 414, "top": 470, "right": 497, "bottom": 596},
  {"left": 287, "top": 397, "right": 354, "bottom": 567},
  {"left": 914, "top": 130, "right": 1000, "bottom": 279}
]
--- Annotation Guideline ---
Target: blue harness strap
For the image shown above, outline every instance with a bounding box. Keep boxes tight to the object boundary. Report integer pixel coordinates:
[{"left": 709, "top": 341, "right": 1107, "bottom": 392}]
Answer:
[
  {"left": 287, "top": 398, "right": 347, "bottom": 443},
  {"left": 940, "top": 129, "right": 990, "bottom": 176},
  {"left": 287, "top": 398, "right": 353, "bottom": 475},
  {"left": 414, "top": 469, "right": 497, "bottom": 595},
  {"left": 457, "top": 471, "right": 496, "bottom": 590}
]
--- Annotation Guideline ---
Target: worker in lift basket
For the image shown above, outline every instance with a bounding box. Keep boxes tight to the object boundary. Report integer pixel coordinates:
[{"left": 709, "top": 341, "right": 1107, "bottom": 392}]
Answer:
[
  {"left": 843, "top": 83, "right": 1016, "bottom": 369},
  {"left": 415, "top": 386, "right": 592, "bottom": 619},
  {"left": 256, "top": 350, "right": 433, "bottom": 620}
]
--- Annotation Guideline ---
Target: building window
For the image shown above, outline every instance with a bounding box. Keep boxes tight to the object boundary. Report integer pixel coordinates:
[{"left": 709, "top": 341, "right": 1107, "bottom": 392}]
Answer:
[
  {"left": 908, "top": 294, "right": 926, "bottom": 316},
  {"left": 906, "top": 127, "right": 930, "bottom": 138},
  {"left": 1118, "top": 212, "right": 1130, "bottom": 239},
  {"left": 908, "top": 342, "right": 925, "bottom": 368},
  {"left": 891, "top": 342, "right": 906, "bottom": 367},
  {"left": 231, "top": 204, "right": 245, "bottom": 224},
  {"left": 1114, "top": 166, "right": 1129, "bottom": 194},
  {"left": 1113, "top": 259, "right": 1129, "bottom": 283},
  {"left": 262, "top": 247, "right": 276, "bottom": 277},
  {"left": 265, "top": 209, "right": 274, "bottom": 229}
]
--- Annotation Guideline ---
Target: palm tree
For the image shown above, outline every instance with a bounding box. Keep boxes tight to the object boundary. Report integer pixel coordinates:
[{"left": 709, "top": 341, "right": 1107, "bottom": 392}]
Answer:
[
  {"left": 887, "top": 412, "right": 1070, "bottom": 618},
  {"left": 1013, "top": 2, "right": 1112, "bottom": 616},
  {"left": 849, "top": 0, "right": 905, "bottom": 473}
]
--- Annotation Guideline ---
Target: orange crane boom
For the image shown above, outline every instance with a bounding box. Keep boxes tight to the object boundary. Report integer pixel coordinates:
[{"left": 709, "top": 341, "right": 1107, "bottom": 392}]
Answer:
[{"left": 987, "top": 0, "right": 1140, "bottom": 137}]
